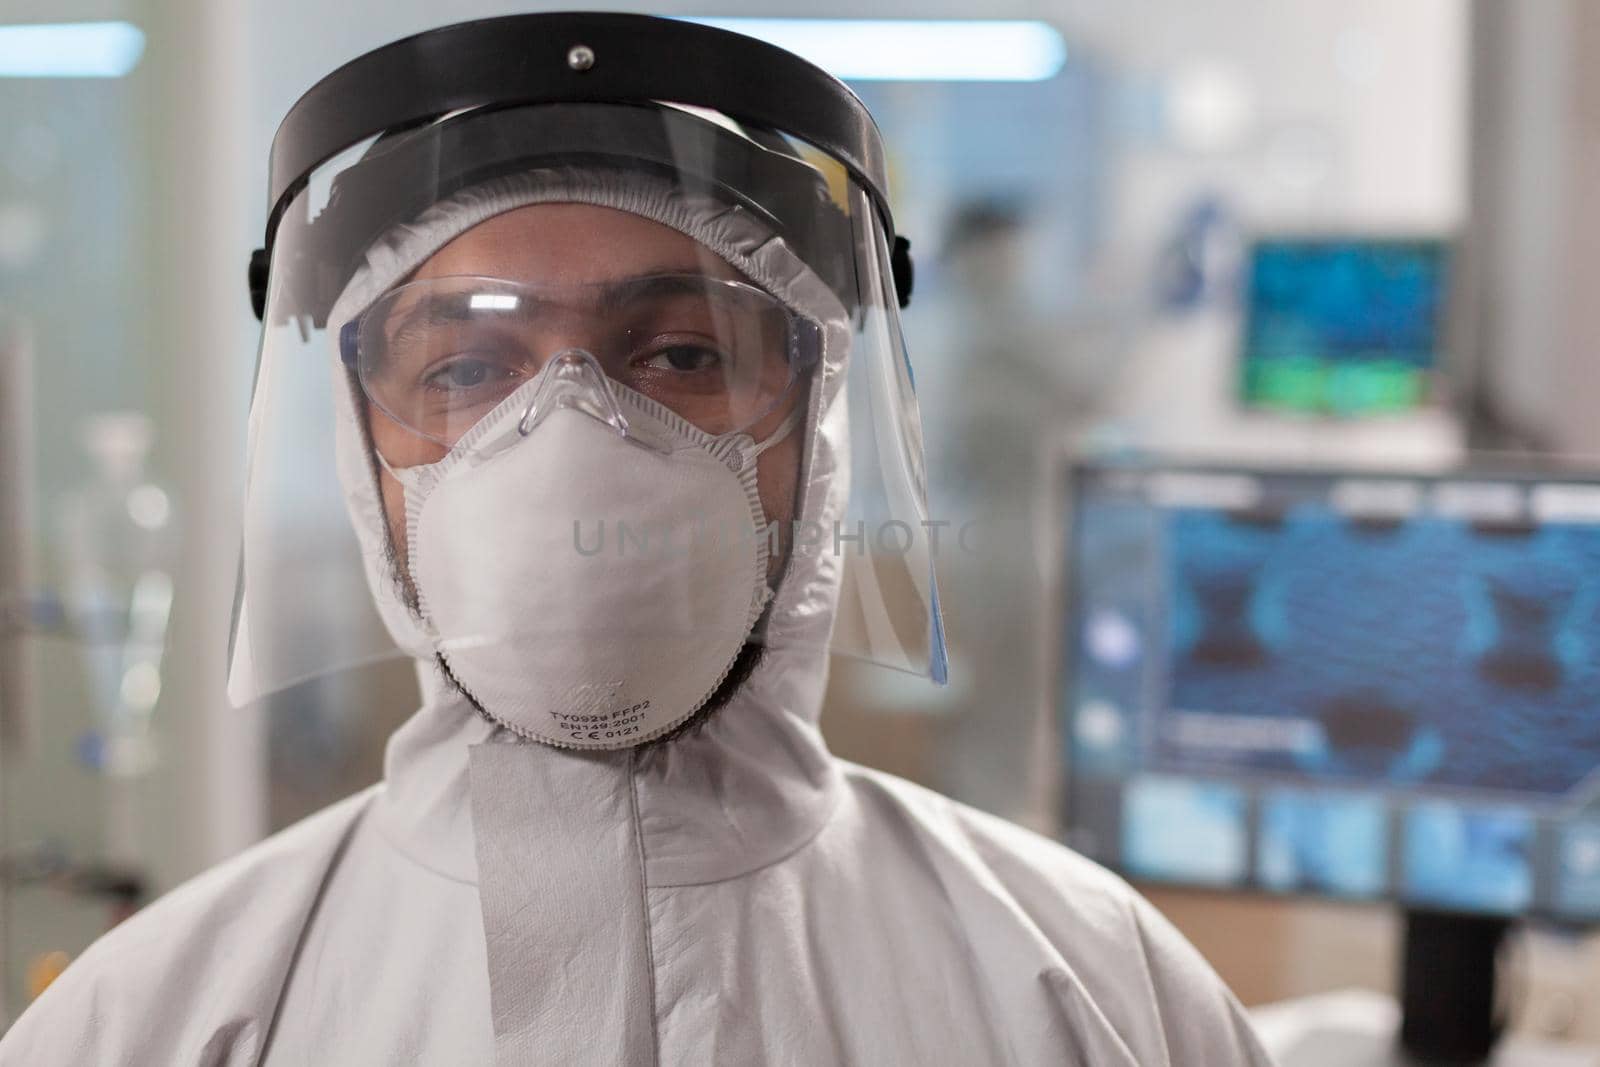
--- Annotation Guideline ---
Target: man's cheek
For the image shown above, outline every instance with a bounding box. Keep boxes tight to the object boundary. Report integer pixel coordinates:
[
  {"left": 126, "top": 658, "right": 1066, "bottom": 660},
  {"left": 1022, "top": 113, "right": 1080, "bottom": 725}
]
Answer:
[
  {"left": 755, "top": 432, "right": 803, "bottom": 527},
  {"left": 755, "top": 434, "right": 804, "bottom": 584}
]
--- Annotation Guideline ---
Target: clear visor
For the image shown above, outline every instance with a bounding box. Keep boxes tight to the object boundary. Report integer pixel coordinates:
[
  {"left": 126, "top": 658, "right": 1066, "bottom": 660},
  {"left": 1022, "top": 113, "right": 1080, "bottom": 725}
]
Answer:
[{"left": 229, "top": 101, "right": 946, "bottom": 713}]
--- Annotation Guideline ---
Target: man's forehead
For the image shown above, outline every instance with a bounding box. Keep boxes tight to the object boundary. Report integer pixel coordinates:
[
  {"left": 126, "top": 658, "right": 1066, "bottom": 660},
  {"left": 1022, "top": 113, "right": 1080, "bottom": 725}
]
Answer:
[{"left": 410, "top": 201, "right": 746, "bottom": 287}]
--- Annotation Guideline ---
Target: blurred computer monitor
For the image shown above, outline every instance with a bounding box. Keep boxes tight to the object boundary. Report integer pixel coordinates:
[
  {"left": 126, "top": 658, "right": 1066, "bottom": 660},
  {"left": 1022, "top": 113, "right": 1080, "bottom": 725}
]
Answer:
[
  {"left": 1238, "top": 237, "right": 1450, "bottom": 417},
  {"left": 1061, "top": 460, "right": 1600, "bottom": 924}
]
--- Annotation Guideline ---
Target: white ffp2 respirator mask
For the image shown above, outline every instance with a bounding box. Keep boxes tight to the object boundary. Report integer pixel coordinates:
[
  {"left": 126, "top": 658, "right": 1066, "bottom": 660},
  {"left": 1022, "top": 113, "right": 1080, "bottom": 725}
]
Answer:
[{"left": 377, "top": 356, "right": 794, "bottom": 749}]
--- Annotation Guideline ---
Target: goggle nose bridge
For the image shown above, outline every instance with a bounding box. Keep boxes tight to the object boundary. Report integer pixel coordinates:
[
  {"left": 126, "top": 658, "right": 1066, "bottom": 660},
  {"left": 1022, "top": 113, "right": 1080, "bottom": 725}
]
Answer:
[{"left": 516, "top": 347, "right": 634, "bottom": 442}]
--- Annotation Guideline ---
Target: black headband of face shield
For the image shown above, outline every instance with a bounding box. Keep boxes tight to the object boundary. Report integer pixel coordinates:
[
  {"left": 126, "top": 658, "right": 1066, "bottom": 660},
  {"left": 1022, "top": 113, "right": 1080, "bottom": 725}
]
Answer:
[
  {"left": 266, "top": 103, "right": 861, "bottom": 327},
  {"left": 250, "top": 12, "right": 915, "bottom": 325}
]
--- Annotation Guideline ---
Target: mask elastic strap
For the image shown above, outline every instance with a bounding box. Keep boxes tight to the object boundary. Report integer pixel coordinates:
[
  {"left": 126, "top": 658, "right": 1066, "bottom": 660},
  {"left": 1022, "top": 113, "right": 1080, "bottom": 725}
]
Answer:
[
  {"left": 743, "top": 404, "right": 804, "bottom": 463},
  {"left": 374, "top": 447, "right": 424, "bottom": 491}
]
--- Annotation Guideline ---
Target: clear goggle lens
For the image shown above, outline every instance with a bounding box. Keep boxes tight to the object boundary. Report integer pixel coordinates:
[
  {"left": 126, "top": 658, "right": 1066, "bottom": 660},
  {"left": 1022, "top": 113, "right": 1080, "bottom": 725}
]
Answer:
[{"left": 342, "top": 273, "right": 821, "bottom": 448}]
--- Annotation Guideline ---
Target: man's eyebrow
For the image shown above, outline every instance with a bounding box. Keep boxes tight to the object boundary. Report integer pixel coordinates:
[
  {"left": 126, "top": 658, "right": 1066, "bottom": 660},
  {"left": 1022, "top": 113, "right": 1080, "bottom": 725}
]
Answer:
[
  {"left": 380, "top": 270, "right": 744, "bottom": 341},
  {"left": 383, "top": 294, "right": 475, "bottom": 347},
  {"left": 596, "top": 271, "right": 740, "bottom": 311}
]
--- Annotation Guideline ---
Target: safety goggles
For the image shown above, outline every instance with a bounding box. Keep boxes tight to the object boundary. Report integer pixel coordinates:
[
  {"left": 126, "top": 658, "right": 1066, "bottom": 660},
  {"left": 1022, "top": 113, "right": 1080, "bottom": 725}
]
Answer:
[{"left": 342, "top": 272, "right": 821, "bottom": 449}]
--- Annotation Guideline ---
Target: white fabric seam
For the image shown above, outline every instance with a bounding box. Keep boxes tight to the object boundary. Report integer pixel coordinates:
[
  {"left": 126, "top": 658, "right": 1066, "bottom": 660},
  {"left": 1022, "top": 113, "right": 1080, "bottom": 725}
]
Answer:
[{"left": 627, "top": 748, "right": 664, "bottom": 1067}]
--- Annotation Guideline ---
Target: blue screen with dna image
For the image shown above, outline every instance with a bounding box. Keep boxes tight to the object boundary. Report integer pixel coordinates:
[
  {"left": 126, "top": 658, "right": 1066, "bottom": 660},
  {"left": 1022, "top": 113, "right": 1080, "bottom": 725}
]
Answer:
[{"left": 1063, "top": 464, "right": 1600, "bottom": 919}]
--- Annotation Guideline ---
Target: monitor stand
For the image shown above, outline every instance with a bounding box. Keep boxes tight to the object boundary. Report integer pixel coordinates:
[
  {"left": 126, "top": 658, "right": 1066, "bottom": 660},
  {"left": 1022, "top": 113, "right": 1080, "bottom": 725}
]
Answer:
[{"left": 1398, "top": 909, "right": 1510, "bottom": 1063}]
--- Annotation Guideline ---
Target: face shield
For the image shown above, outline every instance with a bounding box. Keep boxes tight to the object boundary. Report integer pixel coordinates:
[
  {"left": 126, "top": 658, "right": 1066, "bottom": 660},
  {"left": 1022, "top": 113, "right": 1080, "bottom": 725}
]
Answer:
[{"left": 231, "top": 14, "right": 947, "bottom": 745}]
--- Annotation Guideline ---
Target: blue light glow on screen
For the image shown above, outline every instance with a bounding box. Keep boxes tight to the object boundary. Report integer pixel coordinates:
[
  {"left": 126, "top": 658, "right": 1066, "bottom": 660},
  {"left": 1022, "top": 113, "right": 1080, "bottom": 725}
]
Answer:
[
  {"left": 1123, "top": 777, "right": 1249, "bottom": 886},
  {"left": 1557, "top": 822, "right": 1600, "bottom": 917},
  {"left": 1258, "top": 790, "right": 1387, "bottom": 897},
  {"left": 1403, "top": 803, "right": 1534, "bottom": 914},
  {"left": 1240, "top": 239, "right": 1447, "bottom": 414}
]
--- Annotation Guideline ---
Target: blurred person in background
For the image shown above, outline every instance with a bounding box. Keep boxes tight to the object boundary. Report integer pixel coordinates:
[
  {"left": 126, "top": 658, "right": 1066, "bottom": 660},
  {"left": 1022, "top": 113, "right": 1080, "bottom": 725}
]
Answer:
[
  {"left": 0, "top": 14, "right": 1269, "bottom": 1065},
  {"left": 928, "top": 197, "right": 1120, "bottom": 818}
]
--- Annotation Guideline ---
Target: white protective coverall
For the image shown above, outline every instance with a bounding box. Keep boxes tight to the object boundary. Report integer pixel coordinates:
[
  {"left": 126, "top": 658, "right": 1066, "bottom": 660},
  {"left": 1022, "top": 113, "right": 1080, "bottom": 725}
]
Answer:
[{"left": 1, "top": 169, "right": 1275, "bottom": 1067}]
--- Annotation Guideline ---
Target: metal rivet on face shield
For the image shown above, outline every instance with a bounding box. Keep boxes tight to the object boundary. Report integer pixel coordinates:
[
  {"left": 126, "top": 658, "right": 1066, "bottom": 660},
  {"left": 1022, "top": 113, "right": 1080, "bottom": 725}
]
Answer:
[{"left": 567, "top": 44, "right": 596, "bottom": 71}]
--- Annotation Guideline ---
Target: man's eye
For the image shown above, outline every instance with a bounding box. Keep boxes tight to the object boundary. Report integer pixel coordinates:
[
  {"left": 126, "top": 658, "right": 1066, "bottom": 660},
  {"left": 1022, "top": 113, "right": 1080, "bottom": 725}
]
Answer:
[
  {"left": 423, "top": 356, "right": 512, "bottom": 392},
  {"left": 641, "top": 345, "right": 726, "bottom": 373}
]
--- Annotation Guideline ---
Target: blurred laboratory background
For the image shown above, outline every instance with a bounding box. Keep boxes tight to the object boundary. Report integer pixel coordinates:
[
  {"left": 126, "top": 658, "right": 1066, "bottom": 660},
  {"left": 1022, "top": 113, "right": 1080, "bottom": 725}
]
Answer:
[{"left": 5, "top": 0, "right": 1600, "bottom": 1056}]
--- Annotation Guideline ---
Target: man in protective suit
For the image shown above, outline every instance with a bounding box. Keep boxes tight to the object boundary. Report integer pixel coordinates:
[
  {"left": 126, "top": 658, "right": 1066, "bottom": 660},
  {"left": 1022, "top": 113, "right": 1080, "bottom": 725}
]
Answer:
[{"left": 1, "top": 15, "right": 1273, "bottom": 1065}]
